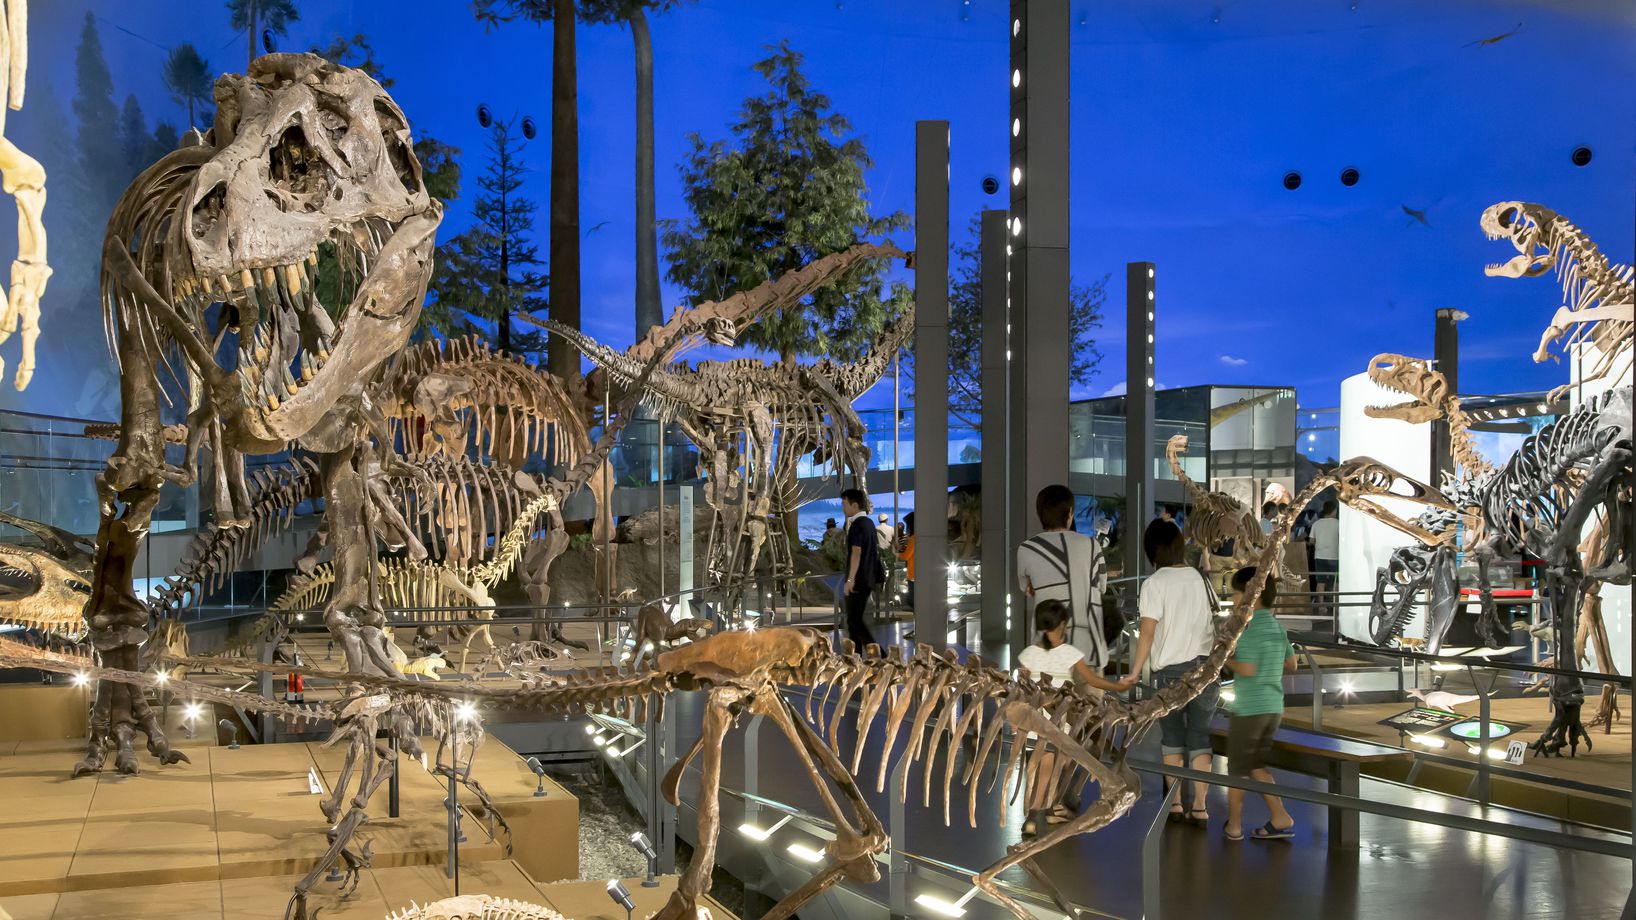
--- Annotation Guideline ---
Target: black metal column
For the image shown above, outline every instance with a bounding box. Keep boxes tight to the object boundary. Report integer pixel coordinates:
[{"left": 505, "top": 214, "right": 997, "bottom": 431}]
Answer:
[
  {"left": 914, "top": 120, "right": 950, "bottom": 652},
  {"left": 1010, "top": 0, "right": 1071, "bottom": 652},
  {"left": 1124, "top": 262, "right": 1156, "bottom": 581},
  {"left": 1432, "top": 308, "right": 1462, "bottom": 486},
  {"left": 979, "top": 209, "right": 1010, "bottom": 662}
]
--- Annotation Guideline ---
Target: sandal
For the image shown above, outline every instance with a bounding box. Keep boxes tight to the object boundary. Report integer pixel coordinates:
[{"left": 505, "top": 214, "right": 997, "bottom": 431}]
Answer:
[
  {"left": 1250, "top": 821, "right": 1294, "bottom": 840},
  {"left": 1186, "top": 808, "right": 1210, "bottom": 827},
  {"left": 1223, "top": 825, "right": 1244, "bottom": 842},
  {"left": 1166, "top": 805, "right": 1186, "bottom": 824}
]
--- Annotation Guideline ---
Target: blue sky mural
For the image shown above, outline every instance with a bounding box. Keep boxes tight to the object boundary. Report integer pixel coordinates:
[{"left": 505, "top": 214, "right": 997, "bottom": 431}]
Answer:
[{"left": 6, "top": 0, "right": 1633, "bottom": 422}]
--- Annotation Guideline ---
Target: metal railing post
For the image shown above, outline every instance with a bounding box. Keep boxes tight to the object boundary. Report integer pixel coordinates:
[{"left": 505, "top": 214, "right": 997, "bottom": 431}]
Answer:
[{"left": 1142, "top": 781, "right": 1182, "bottom": 920}]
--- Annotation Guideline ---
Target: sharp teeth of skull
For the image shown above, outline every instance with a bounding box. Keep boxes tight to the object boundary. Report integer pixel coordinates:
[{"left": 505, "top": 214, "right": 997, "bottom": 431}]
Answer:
[
  {"left": 282, "top": 364, "right": 299, "bottom": 396},
  {"left": 300, "top": 351, "right": 315, "bottom": 382},
  {"left": 285, "top": 263, "right": 302, "bottom": 296},
  {"left": 254, "top": 326, "right": 270, "bottom": 364}
]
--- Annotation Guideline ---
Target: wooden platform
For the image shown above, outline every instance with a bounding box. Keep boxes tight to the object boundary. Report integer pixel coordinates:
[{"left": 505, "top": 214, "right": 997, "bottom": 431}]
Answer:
[
  {"left": 0, "top": 865, "right": 733, "bottom": 920},
  {"left": 1279, "top": 694, "right": 1632, "bottom": 827},
  {"left": 0, "top": 734, "right": 578, "bottom": 901}
]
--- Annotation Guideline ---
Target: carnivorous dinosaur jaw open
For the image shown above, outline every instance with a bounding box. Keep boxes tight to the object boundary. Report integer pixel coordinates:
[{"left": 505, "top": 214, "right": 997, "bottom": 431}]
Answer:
[
  {"left": 168, "top": 53, "right": 441, "bottom": 445},
  {"left": 1479, "top": 201, "right": 1555, "bottom": 279},
  {"left": 1331, "top": 457, "right": 1456, "bottom": 545},
  {"left": 1364, "top": 353, "right": 1449, "bottom": 425}
]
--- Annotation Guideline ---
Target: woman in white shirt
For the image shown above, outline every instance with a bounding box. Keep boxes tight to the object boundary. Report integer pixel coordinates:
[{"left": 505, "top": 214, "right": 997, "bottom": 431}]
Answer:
[
  {"left": 1125, "top": 522, "right": 1220, "bottom": 826},
  {"left": 1017, "top": 599, "right": 1125, "bottom": 835}
]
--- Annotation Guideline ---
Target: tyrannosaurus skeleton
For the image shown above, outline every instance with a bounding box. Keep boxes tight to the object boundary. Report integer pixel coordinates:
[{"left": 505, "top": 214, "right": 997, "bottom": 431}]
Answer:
[
  {"left": 82, "top": 52, "right": 441, "bottom": 779},
  {"left": 0, "top": 0, "right": 50, "bottom": 391}
]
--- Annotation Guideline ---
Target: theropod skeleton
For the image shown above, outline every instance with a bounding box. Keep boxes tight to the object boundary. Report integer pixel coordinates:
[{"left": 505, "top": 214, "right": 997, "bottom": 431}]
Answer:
[
  {"left": 82, "top": 53, "right": 442, "bottom": 777},
  {"left": 1481, "top": 201, "right": 1633, "bottom": 399}
]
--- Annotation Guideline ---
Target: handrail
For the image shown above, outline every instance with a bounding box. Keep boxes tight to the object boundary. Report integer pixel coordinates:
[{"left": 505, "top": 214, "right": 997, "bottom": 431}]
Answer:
[
  {"left": 1293, "top": 633, "right": 1631, "bottom": 687},
  {"left": 1132, "top": 758, "right": 1630, "bottom": 857}
]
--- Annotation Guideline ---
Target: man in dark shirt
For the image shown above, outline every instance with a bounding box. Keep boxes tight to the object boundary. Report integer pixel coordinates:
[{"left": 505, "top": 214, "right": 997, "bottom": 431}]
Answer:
[{"left": 841, "top": 487, "right": 882, "bottom": 652}]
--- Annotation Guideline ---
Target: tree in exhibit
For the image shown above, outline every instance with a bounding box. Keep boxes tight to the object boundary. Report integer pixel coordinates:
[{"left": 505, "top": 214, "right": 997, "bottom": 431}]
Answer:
[
  {"left": 663, "top": 40, "right": 910, "bottom": 365},
  {"left": 474, "top": 0, "right": 695, "bottom": 374},
  {"left": 160, "top": 42, "right": 213, "bottom": 129},
  {"left": 427, "top": 121, "right": 550, "bottom": 356},
  {"left": 227, "top": 0, "right": 300, "bottom": 69}
]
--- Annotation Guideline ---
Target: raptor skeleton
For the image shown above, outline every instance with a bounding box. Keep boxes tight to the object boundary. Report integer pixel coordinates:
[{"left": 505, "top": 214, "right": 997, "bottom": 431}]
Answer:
[{"left": 0, "top": 0, "right": 50, "bottom": 391}]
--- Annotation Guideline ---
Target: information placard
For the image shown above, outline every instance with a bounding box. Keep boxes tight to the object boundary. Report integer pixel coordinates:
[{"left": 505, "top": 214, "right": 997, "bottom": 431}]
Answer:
[{"left": 1377, "top": 707, "right": 1464, "bottom": 733}]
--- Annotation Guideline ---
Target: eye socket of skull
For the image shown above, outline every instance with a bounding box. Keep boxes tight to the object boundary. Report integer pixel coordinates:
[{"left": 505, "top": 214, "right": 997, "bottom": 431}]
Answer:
[
  {"left": 374, "top": 100, "right": 422, "bottom": 195},
  {"left": 190, "top": 181, "right": 229, "bottom": 243},
  {"left": 1496, "top": 206, "right": 1518, "bottom": 230}
]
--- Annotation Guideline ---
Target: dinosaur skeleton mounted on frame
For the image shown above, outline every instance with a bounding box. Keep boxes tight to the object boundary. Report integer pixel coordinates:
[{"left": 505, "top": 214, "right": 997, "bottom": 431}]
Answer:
[
  {"left": 1363, "top": 201, "right": 1632, "bottom": 755},
  {"left": 531, "top": 291, "right": 913, "bottom": 612},
  {"left": 4, "top": 456, "right": 1449, "bottom": 920}
]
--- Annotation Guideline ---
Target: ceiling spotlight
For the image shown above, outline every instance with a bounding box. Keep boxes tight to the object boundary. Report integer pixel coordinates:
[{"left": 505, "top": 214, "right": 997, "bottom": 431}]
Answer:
[
  {"left": 155, "top": 671, "right": 169, "bottom": 684},
  {"left": 454, "top": 701, "right": 479, "bottom": 722},
  {"left": 183, "top": 702, "right": 204, "bottom": 721},
  {"left": 521, "top": 116, "right": 538, "bottom": 140},
  {"left": 476, "top": 103, "right": 493, "bottom": 128},
  {"left": 1570, "top": 146, "right": 1592, "bottom": 167},
  {"left": 1282, "top": 171, "right": 1303, "bottom": 191},
  {"left": 1340, "top": 167, "right": 1360, "bottom": 187},
  {"left": 980, "top": 174, "right": 1000, "bottom": 195},
  {"left": 71, "top": 673, "right": 89, "bottom": 687}
]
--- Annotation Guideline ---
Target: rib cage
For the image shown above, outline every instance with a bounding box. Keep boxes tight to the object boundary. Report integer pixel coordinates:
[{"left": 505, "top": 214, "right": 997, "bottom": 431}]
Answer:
[
  {"left": 148, "top": 457, "right": 321, "bottom": 612},
  {"left": 1474, "top": 390, "right": 1628, "bottom": 551},
  {"left": 382, "top": 335, "right": 588, "bottom": 466}
]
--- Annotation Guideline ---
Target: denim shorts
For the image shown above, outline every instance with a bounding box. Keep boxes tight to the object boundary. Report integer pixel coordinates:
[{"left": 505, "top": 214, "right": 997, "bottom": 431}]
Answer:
[{"left": 1155, "top": 657, "right": 1219, "bottom": 759}]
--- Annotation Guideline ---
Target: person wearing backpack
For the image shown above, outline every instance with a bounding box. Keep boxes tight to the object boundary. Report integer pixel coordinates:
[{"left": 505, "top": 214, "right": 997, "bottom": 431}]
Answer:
[
  {"left": 1017, "top": 485, "right": 1108, "bottom": 667},
  {"left": 1125, "top": 521, "right": 1219, "bottom": 826}
]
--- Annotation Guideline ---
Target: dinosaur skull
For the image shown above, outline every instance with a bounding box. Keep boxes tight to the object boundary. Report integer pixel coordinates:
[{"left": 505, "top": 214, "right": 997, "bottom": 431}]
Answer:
[
  {"left": 1480, "top": 201, "right": 1554, "bottom": 278},
  {"left": 1364, "top": 353, "right": 1448, "bottom": 425},
  {"left": 0, "top": 543, "right": 91, "bottom": 636},
  {"left": 171, "top": 54, "right": 441, "bottom": 445},
  {"left": 1331, "top": 457, "right": 1455, "bottom": 546}
]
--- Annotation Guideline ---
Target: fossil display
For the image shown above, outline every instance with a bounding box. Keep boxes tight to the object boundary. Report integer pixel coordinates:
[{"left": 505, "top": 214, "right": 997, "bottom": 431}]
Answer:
[
  {"left": 0, "top": 0, "right": 49, "bottom": 391},
  {"left": 1361, "top": 201, "right": 1633, "bottom": 754},
  {"left": 541, "top": 286, "right": 912, "bottom": 607},
  {"left": 1481, "top": 201, "right": 1633, "bottom": 399}
]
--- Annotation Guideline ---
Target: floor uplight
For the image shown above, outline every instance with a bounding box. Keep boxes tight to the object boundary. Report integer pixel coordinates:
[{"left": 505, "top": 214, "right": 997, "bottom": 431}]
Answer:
[
  {"left": 914, "top": 888, "right": 979, "bottom": 918},
  {"left": 1409, "top": 735, "right": 1445, "bottom": 749},
  {"left": 737, "top": 814, "right": 792, "bottom": 842},
  {"left": 786, "top": 842, "right": 825, "bottom": 864}
]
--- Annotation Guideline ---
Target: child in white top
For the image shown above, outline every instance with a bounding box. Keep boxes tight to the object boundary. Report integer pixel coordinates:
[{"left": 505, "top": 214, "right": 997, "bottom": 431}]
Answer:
[{"left": 1016, "top": 599, "right": 1125, "bottom": 835}]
